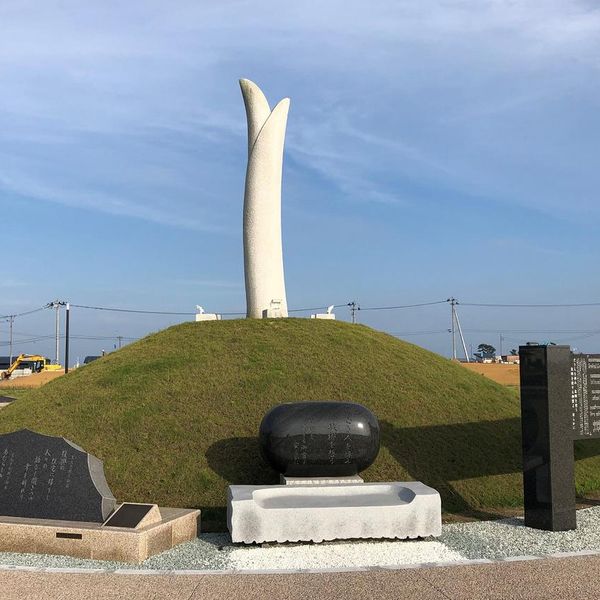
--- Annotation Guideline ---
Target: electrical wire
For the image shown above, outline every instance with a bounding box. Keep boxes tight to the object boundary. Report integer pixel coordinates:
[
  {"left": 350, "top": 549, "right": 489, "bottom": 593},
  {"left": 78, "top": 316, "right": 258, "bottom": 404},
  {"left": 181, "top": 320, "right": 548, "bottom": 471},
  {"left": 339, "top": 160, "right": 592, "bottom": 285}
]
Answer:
[
  {"left": 70, "top": 304, "right": 196, "bottom": 316},
  {"left": 390, "top": 330, "right": 450, "bottom": 336},
  {"left": 461, "top": 302, "right": 600, "bottom": 308},
  {"left": 0, "top": 305, "right": 50, "bottom": 319},
  {"left": 358, "top": 300, "right": 448, "bottom": 311}
]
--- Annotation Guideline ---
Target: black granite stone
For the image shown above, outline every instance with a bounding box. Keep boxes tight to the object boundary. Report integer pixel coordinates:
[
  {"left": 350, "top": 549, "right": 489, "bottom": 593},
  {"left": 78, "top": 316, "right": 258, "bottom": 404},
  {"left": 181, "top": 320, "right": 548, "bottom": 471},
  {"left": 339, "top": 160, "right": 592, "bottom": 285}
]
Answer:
[
  {"left": 0, "top": 429, "right": 116, "bottom": 523},
  {"left": 103, "top": 503, "right": 153, "bottom": 528},
  {"left": 519, "top": 345, "right": 576, "bottom": 531},
  {"left": 259, "top": 401, "right": 380, "bottom": 477}
]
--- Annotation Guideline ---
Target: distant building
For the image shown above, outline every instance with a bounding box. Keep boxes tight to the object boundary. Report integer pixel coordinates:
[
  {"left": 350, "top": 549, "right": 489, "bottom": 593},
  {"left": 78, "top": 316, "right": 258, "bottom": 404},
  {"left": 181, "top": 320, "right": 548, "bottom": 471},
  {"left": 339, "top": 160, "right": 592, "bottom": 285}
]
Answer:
[{"left": 501, "top": 354, "right": 520, "bottom": 364}]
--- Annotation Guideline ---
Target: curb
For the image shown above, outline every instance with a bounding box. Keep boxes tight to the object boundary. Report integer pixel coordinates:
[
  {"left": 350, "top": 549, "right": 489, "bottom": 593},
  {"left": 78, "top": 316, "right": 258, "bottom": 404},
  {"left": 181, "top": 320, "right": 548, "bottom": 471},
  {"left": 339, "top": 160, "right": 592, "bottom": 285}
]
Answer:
[{"left": 0, "top": 549, "right": 598, "bottom": 576}]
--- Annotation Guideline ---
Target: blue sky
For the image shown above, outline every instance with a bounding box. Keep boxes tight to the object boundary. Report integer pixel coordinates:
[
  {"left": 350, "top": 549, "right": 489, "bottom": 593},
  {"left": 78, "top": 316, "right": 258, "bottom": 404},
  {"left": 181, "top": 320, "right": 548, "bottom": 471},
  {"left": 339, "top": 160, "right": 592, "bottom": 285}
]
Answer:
[{"left": 2, "top": 0, "right": 600, "bottom": 363}]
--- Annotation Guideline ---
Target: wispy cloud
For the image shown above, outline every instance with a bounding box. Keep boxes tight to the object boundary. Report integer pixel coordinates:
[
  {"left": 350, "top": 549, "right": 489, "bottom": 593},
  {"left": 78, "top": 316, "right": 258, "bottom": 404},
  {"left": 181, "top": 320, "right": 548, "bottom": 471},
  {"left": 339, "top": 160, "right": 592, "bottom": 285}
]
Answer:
[
  {"left": 1, "top": 0, "right": 599, "bottom": 230},
  {"left": 0, "top": 174, "right": 223, "bottom": 232},
  {"left": 0, "top": 279, "right": 30, "bottom": 289},
  {"left": 490, "top": 236, "right": 566, "bottom": 257}
]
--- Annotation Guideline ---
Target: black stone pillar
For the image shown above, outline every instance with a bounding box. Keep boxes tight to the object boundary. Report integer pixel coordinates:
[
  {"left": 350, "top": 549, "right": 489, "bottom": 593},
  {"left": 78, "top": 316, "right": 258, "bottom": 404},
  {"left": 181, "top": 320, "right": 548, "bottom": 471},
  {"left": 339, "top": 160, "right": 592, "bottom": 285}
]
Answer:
[{"left": 519, "top": 344, "right": 576, "bottom": 531}]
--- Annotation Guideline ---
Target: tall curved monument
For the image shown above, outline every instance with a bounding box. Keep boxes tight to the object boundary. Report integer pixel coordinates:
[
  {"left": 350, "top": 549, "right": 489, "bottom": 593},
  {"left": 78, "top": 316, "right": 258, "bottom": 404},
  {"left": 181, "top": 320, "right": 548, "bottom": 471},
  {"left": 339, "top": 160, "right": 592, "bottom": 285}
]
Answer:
[{"left": 240, "top": 79, "right": 289, "bottom": 319}]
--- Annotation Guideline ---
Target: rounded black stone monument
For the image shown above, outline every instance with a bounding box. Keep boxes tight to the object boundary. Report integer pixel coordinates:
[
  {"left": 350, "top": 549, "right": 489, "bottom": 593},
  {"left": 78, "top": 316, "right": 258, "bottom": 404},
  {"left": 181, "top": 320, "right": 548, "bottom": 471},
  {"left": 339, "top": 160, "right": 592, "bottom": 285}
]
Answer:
[{"left": 259, "top": 401, "right": 380, "bottom": 477}]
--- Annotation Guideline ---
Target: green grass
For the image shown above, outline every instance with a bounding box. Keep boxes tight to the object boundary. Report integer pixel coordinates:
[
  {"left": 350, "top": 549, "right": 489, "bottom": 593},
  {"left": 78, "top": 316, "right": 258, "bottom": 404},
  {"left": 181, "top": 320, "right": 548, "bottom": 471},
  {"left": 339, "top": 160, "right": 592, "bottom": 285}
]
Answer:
[
  {"left": 0, "top": 388, "right": 28, "bottom": 400},
  {"left": 2, "top": 318, "right": 599, "bottom": 529}
]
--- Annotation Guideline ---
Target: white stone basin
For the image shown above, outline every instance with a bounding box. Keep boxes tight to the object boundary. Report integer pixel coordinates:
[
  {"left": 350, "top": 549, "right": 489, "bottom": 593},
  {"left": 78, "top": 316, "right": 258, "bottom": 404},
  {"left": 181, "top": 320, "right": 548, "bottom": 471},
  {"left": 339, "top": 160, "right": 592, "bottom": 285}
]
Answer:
[
  {"left": 228, "top": 481, "right": 441, "bottom": 544},
  {"left": 253, "top": 484, "right": 416, "bottom": 509}
]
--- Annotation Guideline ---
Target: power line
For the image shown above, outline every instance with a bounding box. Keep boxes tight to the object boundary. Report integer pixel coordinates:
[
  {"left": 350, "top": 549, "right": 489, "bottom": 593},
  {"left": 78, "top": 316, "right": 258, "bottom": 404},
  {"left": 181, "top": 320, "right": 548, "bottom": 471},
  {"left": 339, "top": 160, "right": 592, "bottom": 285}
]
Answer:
[
  {"left": 70, "top": 303, "right": 350, "bottom": 316},
  {"left": 390, "top": 330, "right": 450, "bottom": 336},
  {"left": 0, "top": 334, "right": 139, "bottom": 344},
  {"left": 6, "top": 298, "right": 600, "bottom": 318},
  {"left": 359, "top": 300, "right": 448, "bottom": 311},
  {"left": 461, "top": 302, "right": 600, "bottom": 308},
  {"left": 288, "top": 304, "right": 347, "bottom": 313},
  {"left": 0, "top": 337, "right": 52, "bottom": 346},
  {"left": 463, "top": 328, "right": 599, "bottom": 334},
  {"left": 70, "top": 304, "right": 197, "bottom": 316},
  {"left": 0, "top": 305, "right": 50, "bottom": 319},
  {"left": 4, "top": 329, "right": 139, "bottom": 341}
]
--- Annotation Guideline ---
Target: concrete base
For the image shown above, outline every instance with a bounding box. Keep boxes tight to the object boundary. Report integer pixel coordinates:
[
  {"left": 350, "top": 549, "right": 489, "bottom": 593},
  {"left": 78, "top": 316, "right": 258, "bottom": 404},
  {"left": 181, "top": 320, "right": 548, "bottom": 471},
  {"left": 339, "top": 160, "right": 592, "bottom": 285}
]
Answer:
[
  {"left": 280, "top": 474, "right": 364, "bottom": 485},
  {"left": 0, "top": 507, "right": 199, "bottom": 563},
  {"left": 195, "top": 314, "right": 221, "bottom": 321},
  {"left": 228, "top": 482, "right": 441, "bottom": 544}
]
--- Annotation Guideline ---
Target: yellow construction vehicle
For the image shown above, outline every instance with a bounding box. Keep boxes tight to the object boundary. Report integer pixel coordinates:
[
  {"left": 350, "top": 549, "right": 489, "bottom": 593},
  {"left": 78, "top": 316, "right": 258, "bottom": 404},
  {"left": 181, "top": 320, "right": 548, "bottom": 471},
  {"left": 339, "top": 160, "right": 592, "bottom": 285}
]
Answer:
[{"left": 0, "top": 354, "right": 62, "bottom": 380}]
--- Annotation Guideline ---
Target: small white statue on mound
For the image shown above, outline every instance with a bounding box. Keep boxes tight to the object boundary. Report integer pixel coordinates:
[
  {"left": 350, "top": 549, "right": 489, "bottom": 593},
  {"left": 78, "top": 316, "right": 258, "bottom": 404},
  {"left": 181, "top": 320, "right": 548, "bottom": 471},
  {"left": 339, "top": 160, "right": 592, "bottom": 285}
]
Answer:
[
  {"left": 195, "top": 305, "right": 221, "bottom": 322},
  {"left": 311, "top": 305, "right": 336, "bottom": 320}
]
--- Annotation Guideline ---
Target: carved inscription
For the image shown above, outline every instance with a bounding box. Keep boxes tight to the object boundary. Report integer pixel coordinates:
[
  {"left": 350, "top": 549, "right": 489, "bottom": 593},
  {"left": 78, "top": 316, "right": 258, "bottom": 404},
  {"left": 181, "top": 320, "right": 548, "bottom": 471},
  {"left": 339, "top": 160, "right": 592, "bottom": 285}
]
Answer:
[
  {"left": 259, "top": 401, "right": 380, "bottom": 477},
  {"left": 571, "top": 354, "right": 600, "bottom": 439},
  {"left": 292, "top": 406, "right": 359, "bottom": 466},
  {"left": 0, "top": 429, "right": 115, "bottom": 522}
]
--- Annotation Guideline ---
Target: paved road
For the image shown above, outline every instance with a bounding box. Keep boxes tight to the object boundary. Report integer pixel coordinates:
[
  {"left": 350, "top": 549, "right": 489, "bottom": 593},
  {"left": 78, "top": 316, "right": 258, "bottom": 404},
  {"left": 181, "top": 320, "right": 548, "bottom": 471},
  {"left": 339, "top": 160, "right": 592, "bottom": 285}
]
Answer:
[{"left": 1, "top": 554, "right": 598, "bottom": 600}]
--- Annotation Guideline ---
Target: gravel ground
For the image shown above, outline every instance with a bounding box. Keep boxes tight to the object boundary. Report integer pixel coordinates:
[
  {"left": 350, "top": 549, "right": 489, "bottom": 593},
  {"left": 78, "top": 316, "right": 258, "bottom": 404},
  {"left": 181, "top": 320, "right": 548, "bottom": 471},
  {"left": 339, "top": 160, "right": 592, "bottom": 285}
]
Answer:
[
  {"left": 2, "top": 508, "right": 600, "bottom": 572},
  {"left": 440, "top": 508, "right": 600, "bottom": 560}
]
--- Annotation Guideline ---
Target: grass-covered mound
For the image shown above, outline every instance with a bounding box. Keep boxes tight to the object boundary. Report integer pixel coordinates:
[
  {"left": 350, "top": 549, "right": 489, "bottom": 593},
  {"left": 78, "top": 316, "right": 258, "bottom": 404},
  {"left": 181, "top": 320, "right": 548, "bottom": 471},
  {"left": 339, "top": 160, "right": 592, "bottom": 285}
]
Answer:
[{"left": 2, "top": 319, "right": 599, "bottom": 529}]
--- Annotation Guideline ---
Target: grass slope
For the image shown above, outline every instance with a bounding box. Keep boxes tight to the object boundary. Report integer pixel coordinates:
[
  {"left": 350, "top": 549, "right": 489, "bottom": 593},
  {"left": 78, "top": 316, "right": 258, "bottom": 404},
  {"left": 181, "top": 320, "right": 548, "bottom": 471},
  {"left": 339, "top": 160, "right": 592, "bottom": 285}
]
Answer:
[{"left": 2, "top": 319, "right": 599, "bottom": 529}]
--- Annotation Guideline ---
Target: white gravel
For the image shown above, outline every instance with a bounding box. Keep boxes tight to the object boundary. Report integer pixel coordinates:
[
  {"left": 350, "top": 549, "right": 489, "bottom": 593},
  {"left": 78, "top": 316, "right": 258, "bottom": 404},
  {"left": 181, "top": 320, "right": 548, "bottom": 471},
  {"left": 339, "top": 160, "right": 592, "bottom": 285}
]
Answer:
[
  {"left": 2, "top": 508, "right": 600, "bottom": 572},
  {"left": 228, "top": 540, "right": 464, "bottom": 571}
]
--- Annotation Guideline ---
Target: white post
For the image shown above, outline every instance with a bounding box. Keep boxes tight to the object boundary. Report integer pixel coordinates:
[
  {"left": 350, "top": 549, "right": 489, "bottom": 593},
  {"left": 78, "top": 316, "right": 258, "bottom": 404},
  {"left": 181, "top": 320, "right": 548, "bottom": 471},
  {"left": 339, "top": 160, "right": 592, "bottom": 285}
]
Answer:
[
  {"left": 450, "top": 299, "right": 456, "bottom": 360},
  {"left": 454, "top": 306, "right": 469, "bottom": 363},
  {"left": 8, "top": 316, "right": 14, "bottom": 365},
  {"left": 54, "top": 302, "right": 60, "bottom": 365}
]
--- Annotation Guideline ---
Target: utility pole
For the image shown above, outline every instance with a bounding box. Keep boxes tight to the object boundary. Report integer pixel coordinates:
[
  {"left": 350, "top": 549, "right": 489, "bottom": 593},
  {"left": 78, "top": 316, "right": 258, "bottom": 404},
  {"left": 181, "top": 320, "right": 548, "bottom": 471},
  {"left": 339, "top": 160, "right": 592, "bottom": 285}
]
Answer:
[
  {"left": 117, "top": 335, "right": 123, "bottom": 349},
  {"left": 454, "top": 305, "right": 470, "bottom": 363},
  {"left": 348, "top": 301, "right": 358, "bottom": 324},
  {"left": 499, "top": 333, "right": 503, "bottom": 357},
  {"left": 449, "top": 298, "right": 457, "bottom": 360},
  {"left": 49, "top": 300, "right": 66, "bottom": 365},
  {"left": 8, "top": 316, "right": 14, "bottom": 365},
  {"left": 54, "top": 301, "right": 60, "bottom": 364},
  {"left": 448, "top": 297, "right": 469, "bottom": 362},
  {"left": 64, "top": 303, "right": 70, "bottom": 374}
]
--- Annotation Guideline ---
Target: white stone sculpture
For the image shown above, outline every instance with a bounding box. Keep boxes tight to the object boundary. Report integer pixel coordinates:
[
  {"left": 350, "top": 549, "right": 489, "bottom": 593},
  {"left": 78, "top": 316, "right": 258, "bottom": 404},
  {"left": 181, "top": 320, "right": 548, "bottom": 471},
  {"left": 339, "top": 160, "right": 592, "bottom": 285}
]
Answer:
[
  {"left": 240, "top": 79, "right": 289, "bottom": 319},
  {"left": 311, "top": 305, "right": 336, "bottom": 320}
]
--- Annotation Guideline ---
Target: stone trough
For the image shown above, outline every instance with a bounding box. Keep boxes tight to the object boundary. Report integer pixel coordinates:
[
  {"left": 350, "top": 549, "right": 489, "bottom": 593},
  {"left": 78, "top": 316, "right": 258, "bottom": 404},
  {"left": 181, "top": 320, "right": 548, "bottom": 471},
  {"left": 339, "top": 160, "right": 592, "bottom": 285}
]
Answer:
[{"left": 228, "top": 481, "right": 441, "bottom": 544}]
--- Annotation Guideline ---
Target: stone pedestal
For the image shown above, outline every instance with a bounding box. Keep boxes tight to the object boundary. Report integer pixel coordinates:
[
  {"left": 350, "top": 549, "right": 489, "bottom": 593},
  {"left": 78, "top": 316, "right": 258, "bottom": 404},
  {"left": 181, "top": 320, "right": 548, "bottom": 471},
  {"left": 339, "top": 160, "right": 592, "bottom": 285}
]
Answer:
[
  {"left": 0, "top": 507, "right": 199, "bottom": 563},
  {"left": 195, "top": 314, "right": 221, "bottom": 322},
  {"left": 280, "top": 474, "right": 364, "bottom": 485}
]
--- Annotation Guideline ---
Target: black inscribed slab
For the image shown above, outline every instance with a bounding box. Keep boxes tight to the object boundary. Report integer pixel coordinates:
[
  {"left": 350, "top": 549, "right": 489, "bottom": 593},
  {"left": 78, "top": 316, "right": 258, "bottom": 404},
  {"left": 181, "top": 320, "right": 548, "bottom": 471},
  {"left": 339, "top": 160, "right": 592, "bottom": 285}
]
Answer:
[
  {"left": 0, "top": 429, "right": 116, "bottom": 522},
  {"left": 103, "top": 503, "right": 154, "bottom": 528}
]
